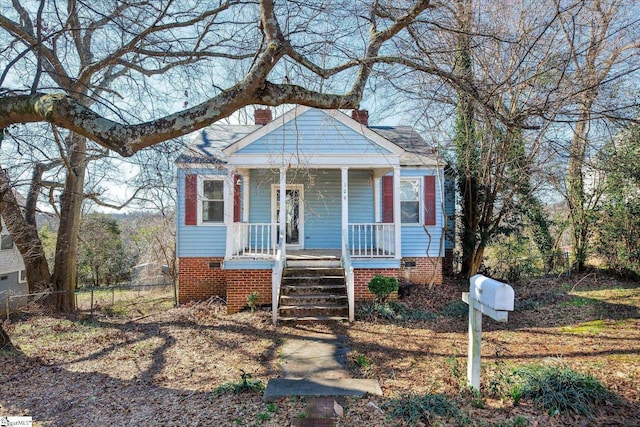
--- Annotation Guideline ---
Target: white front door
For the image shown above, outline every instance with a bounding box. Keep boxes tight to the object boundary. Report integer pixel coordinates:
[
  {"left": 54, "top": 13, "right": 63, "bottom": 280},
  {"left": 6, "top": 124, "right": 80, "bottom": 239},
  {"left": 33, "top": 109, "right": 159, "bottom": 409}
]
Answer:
[{"left": 272, "top": 184, "right": 304, "bottom": 249}]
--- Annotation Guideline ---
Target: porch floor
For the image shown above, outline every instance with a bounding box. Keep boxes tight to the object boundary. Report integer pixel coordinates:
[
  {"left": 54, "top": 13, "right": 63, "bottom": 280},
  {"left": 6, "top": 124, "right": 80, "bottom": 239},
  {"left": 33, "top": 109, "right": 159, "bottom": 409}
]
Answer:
[{"left": 286, "top": 250, "right": 341, "bottom": 261}]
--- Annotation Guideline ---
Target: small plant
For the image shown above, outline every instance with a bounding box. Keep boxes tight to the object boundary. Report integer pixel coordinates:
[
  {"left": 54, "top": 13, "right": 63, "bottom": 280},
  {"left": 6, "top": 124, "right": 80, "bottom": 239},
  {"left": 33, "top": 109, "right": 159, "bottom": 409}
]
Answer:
[
  {"left": 246, "top": 291, "right": 260, "bottom": 312},
  {"left": 357, "top": 301, "right": 436, "bottom": 323},
  {"left": 266, "top": 403, "right": 277, "bottom": 413},
  {"left": 214, "top": 369, "right": 265, "bottom": 395},
  {"left": 384, "top": 393, "right": 461, "bottom": 424},
  {"left": 494, "top": 416, "right": 530, "bottom": 427},
  {"left": 355, "top": 354, "right": 371, "bottom": 369},
  {"left": 445, "top": 352, "right": 465, "bottom": 388},
  {"left": 440, "top": 300, "right": 469, "bottom": 318},
  {"left": 510, "top": 364, "right": 617, "bottom": 417},
  {"left": 367, "top": 274, "right": 399, "bottom": 303},
  {"left": 257, "top": 412, "right": 270, "bottom": 422}
]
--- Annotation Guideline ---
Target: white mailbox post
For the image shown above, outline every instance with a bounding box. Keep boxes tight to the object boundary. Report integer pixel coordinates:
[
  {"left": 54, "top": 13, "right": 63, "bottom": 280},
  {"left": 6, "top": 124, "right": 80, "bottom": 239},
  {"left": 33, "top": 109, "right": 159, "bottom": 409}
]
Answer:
[{"left": 462, "top": 274, "right": 514, "bottom": 391}]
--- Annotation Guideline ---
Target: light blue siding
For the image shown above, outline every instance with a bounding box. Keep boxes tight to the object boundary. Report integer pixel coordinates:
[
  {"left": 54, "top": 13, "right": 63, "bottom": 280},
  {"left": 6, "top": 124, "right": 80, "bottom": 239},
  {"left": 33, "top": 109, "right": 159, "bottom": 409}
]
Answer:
[
  {"left": 236, "top": 109, "right": 394, "bottom": 156},
  {"left": 401, "top": 169, "right": 445, "bottom": 257},
  {"left": 176, "top": 168, "right": 227, "bottom": 257}
]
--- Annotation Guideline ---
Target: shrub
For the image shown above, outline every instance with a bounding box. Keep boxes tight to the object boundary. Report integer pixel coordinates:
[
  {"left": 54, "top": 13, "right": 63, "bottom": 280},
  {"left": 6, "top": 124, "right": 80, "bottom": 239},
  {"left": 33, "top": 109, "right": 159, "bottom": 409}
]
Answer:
[
  {"left": 511, "top": 365, "right": 616, "bottom": 417},
  {"left": 384, "top": 393, "right": 461, "bottom": 424},
  {"left": 357, "top": 301, "right": 436, "bottom": 323},
  {"left": 246, "top": 291, "right": 260, "bottom": 312},
  {"left": 367, "top": 274, "right": 399, "bottom": 303}
]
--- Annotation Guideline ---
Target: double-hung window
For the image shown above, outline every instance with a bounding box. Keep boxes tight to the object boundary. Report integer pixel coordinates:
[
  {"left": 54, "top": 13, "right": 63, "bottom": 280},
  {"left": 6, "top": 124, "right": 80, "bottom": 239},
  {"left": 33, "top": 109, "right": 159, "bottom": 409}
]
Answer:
[
  {"left": 1, "top": 234, "right": 14, "bottom": 250},
  {"left": 202, "top": 179, "right": 224, "bottom": 223},
  {"left": 400, "top": 178, "right": 421, "bottom": 224}
]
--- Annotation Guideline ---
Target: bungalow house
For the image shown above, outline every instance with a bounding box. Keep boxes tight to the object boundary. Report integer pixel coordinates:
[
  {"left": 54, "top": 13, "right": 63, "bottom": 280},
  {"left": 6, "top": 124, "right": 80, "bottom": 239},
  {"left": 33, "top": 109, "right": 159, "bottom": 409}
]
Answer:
[{"left": 175, "top": 106, "right": 454, "bottom": 323}]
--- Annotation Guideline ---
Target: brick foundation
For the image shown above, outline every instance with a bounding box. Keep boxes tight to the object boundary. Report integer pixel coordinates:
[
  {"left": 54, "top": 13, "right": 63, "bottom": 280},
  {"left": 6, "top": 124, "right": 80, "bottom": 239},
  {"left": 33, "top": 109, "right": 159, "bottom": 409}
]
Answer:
[
  {"left": 179, "top": 256, "right": 444, "bottom": 312},
  {"left": 353, "top": 268, "right": 399, "bottom": 301},
  {"left": 178, "top": 257, "right": 227, "bottom": 304},
  {"left": 399, "top": 257, "right": 443, "bottom": 285},
  {"left": 226, "top": 270, "right": 272, "bottom": 314}
]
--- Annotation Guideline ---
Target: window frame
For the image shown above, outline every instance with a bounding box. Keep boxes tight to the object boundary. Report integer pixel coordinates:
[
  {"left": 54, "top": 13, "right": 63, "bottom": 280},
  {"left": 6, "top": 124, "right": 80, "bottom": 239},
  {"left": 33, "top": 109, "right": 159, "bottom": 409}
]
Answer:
[
  {"left": 400, "top": 178, "right": 422, "bottom": 225},
  {"left": 1, "top": 234, "right": 14, "bottom": 251},
  {"left": 198, "top": 176, "right": 226, "bottom": 225},
  {"left": 19, "top": 270, "right": 27, "bottom": 283}
]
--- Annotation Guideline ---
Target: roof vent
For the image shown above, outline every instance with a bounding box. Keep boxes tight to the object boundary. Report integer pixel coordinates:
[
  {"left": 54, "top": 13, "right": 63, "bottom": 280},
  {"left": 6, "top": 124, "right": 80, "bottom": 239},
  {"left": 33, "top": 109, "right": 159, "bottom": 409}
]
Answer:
[
  {"left": 351, "top": 109, "right": 369, "bottom": 126},
  {"left": 254, "top": 108, "right": 272, "bottom": 125}
]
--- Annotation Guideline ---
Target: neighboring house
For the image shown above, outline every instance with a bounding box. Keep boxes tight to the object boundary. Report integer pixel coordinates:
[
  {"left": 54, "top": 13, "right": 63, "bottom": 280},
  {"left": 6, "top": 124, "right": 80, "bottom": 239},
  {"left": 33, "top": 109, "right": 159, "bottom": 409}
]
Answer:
[
  {"left": 0, "top": 217, "right": 27, "bottom": 315},
  {"left": 175, "top": 106, "right": 454, "bottom": 320}
]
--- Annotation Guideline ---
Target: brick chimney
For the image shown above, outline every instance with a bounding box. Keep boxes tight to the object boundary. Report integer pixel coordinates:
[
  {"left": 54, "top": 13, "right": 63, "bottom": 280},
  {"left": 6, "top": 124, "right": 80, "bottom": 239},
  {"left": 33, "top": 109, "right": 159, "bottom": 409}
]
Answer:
[
  {"left": 254, "top": 108, "right": 272, "bottom": 125},
  {"left": 351, "top": 109, "right": 369, "bottom": 126}
]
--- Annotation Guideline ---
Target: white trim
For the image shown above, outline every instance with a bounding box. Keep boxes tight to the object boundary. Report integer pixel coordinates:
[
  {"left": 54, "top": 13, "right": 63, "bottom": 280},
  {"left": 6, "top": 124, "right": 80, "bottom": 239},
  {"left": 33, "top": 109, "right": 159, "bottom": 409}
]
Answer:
[
  {"left": 400, "top": 177, "right": 423, "bottom": 225},
  {"left": 393, "top": 168, "right": 402, "bottom": 260},
  {"left": 228, "top": 153, "right": 400, "bottom": 168},
  {"left": 373, "top": 176, "right": 381, "bottom": 222},
  {"left": 223, "top": 106, "right": 406, "bottom": 157},
  {"left": 197, "top": 175, "right": 226, "bottom": 226},
  {"left": 176, "top": 162, "right": 227, "bottom": 169},
  {"left": 241, "top": 174, "right": 250, "bottom": 222},
  {"left": 341, "top": 167, "right": 349, "bottom": 252},
  {"left": 271, "top": 183, "right": 305, "bottom": 250}
]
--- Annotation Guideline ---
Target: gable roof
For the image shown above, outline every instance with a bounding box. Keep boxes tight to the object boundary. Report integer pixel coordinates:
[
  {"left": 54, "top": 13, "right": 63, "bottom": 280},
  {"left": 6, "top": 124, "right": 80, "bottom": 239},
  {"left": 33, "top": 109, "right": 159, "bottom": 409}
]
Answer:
[{"left": 176, "top": 107, "right": 439, "bottom": 167}]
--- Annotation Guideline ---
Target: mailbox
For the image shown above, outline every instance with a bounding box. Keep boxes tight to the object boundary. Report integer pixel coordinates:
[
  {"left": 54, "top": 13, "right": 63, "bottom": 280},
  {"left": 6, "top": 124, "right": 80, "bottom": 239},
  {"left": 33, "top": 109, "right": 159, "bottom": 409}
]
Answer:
[
  {"left": 463, "top": 274, "right": 516, "bottom": 391},
  {"left": 469, "top": 274, "right": 514, "bottom": 311}
]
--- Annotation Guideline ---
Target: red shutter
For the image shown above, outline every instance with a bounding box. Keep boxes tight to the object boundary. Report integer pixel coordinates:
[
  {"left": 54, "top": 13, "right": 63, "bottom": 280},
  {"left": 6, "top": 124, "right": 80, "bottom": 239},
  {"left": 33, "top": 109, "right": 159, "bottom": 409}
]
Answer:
[
  {"left": 382, "top": 175, "right": 394, "bottom": 223},
  {"left": 424, "top": 175, "right": 436, "bottom": 226},
  {"left": 184, "top": 174, "right": 198, "bottom": 225},
  {"left": 233, "top": 174, "right": 241, "bottom": 222}
]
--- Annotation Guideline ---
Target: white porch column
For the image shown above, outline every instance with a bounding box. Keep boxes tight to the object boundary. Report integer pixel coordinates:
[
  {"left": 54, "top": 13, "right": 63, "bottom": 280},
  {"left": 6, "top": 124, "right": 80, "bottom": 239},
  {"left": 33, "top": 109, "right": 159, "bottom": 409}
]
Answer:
[
  {"left": 373, "top": 176, "right": 381, "bottom": 222},
  {"left": 241, "top": 173, "right": 250, "bottom": 222},
  {"left": 393, "top": 167, "right": 401, "bottom": 259},
  {"left": 225, "top": 170, "right": 236, "bottom": 259},
  {"left": 341, "top": 167, "right": 349, "bottom": 256},
  {"left": 278, "top": 167, "right": 287, "bottom": 249}
]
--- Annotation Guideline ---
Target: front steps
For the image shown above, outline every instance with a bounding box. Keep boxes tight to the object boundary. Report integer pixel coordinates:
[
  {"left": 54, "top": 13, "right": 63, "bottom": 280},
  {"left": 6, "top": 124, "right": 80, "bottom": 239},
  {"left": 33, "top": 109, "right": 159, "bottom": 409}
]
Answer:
[{"left": 278, "top": 267, "right": 348, "bottom": 321}]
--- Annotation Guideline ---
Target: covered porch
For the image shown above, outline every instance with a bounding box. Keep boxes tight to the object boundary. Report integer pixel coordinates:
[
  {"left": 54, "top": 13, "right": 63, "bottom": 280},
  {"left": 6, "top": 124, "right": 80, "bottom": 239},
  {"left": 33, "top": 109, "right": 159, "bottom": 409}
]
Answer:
[{"left": 223, "top": 166, "right": 402, "bottom": 262}]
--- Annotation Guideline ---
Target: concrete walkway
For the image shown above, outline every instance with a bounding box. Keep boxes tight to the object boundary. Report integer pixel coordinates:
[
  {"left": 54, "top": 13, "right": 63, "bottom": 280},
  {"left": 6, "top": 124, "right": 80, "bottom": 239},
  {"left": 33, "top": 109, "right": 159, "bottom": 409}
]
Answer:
[{"left": 263, "top": 330, "right": 382, "bottom": 401}]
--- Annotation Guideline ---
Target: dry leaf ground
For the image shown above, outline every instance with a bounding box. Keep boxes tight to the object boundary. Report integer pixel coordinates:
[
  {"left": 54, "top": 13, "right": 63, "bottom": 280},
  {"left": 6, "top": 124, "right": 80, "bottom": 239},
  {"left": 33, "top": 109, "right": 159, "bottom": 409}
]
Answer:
[{"left": 1, "top": 274, "right": 638, "bottom": 426}]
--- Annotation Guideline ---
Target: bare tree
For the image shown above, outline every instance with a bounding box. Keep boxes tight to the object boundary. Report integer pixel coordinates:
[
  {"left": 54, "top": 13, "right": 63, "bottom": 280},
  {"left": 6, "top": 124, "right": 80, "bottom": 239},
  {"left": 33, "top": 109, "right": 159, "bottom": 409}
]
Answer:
[
  {"left": 0, "top": 0, "right": 434, "bottom": 314},
  {"left": 554, "top": 0, "right": 640, "bottom": 271}
]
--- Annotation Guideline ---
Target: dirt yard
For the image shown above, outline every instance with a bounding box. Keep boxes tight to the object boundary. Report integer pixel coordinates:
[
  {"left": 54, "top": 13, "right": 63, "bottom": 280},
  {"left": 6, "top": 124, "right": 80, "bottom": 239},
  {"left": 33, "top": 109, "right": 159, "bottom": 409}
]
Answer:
[{"left": 1, "top": 274, "right": 638, "bottom": 426}]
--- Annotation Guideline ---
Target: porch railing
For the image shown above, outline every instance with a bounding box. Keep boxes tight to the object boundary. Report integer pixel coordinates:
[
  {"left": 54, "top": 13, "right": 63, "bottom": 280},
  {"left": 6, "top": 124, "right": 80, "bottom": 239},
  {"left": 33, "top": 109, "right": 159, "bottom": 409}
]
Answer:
[
  {"left": 271, "top": 235, "right": 286, "bottom": 325},
  {"left": 348, "top": 223, "right": 395, "bottom": 258},
  {"left": 342, "top": 229, "right": 355, "bottom": 322},
  {"left": 231, "top": 222, "right": 277, "bottom": 258}
]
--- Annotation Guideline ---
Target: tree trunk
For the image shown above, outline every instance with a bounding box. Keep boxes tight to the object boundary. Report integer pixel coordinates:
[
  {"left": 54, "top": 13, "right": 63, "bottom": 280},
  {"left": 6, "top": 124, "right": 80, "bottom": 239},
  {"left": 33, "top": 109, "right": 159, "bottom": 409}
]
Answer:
[
  {"left": 0, "top": 170, "right": 52, "bottom": 292},
  {"left": 567, "top": 109, "right": 591, "bottom": 272},
  {"left": 53, "top": 133, "right": 87, "bottom": 312},
  {"left": 454, "top": 0, "right": 479, "bottom": 278},
  {"left": 0, "top": 323, "right": 13, "bottom": 351}
]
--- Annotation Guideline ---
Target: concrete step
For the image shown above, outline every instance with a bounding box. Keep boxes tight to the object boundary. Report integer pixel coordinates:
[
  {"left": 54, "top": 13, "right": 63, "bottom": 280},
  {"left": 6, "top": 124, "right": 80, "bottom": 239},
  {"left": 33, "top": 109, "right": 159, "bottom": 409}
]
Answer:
[
  {"left": 263, "top": 378, "right": 382, "bottom": 402},
  {"left": 277, "top": 315, "right": 349, "bottom": 322},
  {"left": 279, "top": 305, "right": 348, "bottom": 318},
  {"left": 280, "top": 294, "right": 347, "bottom": 303},
  {"left": 284, "top": 267, "right": 344, "bottom": 278},
  {"left": 280, "top": 282, "right": 347, "bottom": 295}
]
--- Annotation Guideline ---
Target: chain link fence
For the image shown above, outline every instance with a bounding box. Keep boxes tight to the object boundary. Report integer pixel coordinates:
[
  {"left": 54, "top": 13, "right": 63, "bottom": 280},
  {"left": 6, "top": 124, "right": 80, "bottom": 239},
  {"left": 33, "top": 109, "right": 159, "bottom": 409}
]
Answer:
[{"left": 2, "top": 282, "right": 177, "bottom": 320}]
